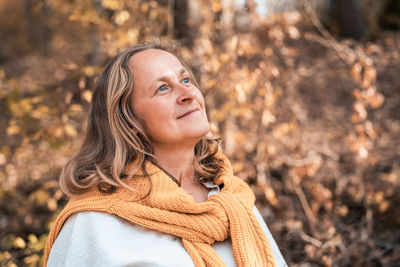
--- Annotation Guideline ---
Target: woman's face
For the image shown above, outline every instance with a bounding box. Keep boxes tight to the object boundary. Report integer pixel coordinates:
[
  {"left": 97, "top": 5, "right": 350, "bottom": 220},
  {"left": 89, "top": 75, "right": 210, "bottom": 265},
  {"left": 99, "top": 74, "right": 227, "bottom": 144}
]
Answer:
[{"left": 129, "top": 49, "right": 210, "bottom": 149}]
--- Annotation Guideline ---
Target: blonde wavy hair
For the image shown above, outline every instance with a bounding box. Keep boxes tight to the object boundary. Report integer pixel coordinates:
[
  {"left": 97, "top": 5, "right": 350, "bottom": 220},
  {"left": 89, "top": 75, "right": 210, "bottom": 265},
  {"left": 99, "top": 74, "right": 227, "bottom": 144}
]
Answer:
[{"left": 60, "top": 43, "right": 222, "bottom": 197}]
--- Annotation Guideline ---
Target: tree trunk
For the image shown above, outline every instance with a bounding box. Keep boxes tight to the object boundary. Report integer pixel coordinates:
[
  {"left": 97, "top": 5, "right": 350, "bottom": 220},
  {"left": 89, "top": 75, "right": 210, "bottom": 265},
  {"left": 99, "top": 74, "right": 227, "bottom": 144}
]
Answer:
[
  {"left": 24, "top": 0, "right": 53, "bottom": 54},
  {"left": 328, "top": 0, "right": 367, "bottom": 39}
]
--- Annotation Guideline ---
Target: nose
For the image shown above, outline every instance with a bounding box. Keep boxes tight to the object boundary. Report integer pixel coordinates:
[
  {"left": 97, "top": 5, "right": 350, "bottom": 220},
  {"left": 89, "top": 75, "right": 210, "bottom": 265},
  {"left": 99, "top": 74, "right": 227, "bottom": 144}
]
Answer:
[{"left": 177, "top": 84, "right": 195, "bottom": 104}]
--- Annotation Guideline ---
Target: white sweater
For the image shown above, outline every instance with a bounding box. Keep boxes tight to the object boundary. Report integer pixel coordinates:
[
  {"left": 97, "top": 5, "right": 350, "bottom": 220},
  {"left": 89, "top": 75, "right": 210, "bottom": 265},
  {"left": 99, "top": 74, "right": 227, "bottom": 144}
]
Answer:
[{"left": 48, "top": 182, "right": 287, "bottom": 267}]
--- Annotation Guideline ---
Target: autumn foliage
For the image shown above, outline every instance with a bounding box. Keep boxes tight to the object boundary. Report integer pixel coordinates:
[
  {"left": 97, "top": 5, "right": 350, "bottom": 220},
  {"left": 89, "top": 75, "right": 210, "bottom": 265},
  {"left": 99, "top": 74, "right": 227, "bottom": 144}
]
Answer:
[{"left": 0, "top": 0, "right": 399, "bottom": 266}]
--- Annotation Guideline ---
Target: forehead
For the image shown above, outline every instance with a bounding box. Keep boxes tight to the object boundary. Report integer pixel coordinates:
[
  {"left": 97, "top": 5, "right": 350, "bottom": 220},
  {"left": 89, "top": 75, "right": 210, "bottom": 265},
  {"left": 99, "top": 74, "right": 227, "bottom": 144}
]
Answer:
[{"left": 128, "top": 49, "right": 184, "bottom": 77}]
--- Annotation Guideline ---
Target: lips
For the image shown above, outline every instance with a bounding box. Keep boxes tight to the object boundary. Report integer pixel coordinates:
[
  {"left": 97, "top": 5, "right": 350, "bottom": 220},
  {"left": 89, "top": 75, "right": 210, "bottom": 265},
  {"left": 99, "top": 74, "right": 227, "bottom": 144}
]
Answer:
[{"left": 177, "top": 108, "right": 199, "bottom": 119}]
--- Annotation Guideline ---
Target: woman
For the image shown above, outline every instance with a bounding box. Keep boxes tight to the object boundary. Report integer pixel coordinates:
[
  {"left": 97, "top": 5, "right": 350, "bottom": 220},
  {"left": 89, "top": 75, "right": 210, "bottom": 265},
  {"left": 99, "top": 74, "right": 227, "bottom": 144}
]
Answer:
[{"left": 44, "top": 43, "right": 287, "bottom": 267}]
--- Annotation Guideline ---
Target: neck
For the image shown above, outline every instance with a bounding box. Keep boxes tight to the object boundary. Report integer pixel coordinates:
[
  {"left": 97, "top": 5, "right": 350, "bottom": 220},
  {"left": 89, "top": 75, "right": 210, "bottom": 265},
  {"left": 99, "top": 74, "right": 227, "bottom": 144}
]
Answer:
[{"left": 153, "top": 145, "right": 196, "bottom": 185}]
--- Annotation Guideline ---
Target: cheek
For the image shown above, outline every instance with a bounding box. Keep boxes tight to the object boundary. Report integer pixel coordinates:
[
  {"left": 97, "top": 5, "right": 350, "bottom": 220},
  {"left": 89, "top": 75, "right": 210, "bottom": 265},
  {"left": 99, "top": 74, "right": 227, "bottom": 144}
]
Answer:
[
  {"left": 195, "top": 89, "right": 206, "bottom": 106},
  {"left": 130, "top": 93, "right": 142, "bottom": 118},
  {"left": 130, "top": 101, "right": 154, "bottom": 138},
  {"left": 139, "top": 101, "right": 173, "bottom": 130}
]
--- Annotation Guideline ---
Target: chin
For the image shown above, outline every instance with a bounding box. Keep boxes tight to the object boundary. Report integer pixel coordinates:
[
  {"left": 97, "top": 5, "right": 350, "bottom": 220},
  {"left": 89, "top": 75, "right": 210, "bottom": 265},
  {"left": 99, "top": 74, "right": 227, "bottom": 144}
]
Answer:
[
  {"left": 186, "top": 123, "right": 210, "bottom": 143},
  {"left": 196, "top": 122, "right": 210, "bottom": 136}
]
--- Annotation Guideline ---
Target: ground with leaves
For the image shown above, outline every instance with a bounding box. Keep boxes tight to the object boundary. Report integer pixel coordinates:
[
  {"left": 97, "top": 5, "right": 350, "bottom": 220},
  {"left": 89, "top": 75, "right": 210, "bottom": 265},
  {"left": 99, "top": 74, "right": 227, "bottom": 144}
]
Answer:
[{"left": 0, "top": 2, "right": 399, "bottom": 266}]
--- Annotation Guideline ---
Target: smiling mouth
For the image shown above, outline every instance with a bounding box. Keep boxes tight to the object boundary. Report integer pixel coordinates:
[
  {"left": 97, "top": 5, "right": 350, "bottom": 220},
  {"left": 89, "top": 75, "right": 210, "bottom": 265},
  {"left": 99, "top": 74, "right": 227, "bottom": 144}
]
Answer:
[{"left": 177, "top": 109, "right": 199, "bottom": 119}]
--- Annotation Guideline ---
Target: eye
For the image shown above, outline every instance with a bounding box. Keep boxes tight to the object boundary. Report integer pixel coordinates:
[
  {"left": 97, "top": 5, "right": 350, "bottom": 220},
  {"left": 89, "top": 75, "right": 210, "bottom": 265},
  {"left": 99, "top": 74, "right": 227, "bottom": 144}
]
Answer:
[
  {"left": 182, "top": 77, "right": 190, "bottom": 84},
  {"left": 156, "top": 84, "right": 168, "bottom": 93}
]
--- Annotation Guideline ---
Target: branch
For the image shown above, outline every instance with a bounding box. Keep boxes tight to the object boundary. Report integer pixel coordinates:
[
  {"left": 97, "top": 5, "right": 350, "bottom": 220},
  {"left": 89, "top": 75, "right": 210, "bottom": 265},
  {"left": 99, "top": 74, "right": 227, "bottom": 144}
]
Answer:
[{"left": 299, "top": 0, "right": 358, "bottom": 65}]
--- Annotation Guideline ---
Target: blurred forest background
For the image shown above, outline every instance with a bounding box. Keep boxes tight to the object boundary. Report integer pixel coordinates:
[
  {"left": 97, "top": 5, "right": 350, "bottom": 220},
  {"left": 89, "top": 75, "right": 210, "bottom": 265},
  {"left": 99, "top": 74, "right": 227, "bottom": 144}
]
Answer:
[{"left": 0, "top": 0, "right": 399, "bottom": 266}]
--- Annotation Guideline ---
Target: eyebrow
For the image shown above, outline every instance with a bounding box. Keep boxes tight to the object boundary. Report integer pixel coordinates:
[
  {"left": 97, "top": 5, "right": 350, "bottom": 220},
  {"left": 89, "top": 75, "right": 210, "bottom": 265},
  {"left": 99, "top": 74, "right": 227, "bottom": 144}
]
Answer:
[{"left": 155, "top": 68, "right": 188, "bottom": 83}]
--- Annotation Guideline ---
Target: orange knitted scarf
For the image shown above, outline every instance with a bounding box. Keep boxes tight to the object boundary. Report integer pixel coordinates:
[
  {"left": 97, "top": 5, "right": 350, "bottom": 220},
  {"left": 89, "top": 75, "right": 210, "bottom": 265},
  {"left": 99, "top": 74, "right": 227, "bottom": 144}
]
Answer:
[{"left": 44, "top": 158, "right": 276, "bottom": 267}]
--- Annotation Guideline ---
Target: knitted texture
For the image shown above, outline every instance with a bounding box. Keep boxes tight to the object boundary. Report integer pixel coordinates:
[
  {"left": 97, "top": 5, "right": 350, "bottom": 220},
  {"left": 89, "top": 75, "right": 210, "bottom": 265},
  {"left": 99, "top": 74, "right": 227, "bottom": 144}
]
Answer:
[{"left": 43, "top": 156, "right": 276, "bottom": 267}]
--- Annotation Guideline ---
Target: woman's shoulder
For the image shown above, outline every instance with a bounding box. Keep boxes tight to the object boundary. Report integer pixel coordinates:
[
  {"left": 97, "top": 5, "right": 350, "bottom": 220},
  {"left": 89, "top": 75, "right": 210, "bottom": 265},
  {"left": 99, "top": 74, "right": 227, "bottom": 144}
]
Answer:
[
  {"left": 252, "top": 207, "right": 288, "bottom": 267},
  {"left": 53, "top": 211, "right": 187, "bottom": 245},
  {"left": 47, "top": 211, "right": 195, "bottom": 267}
]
